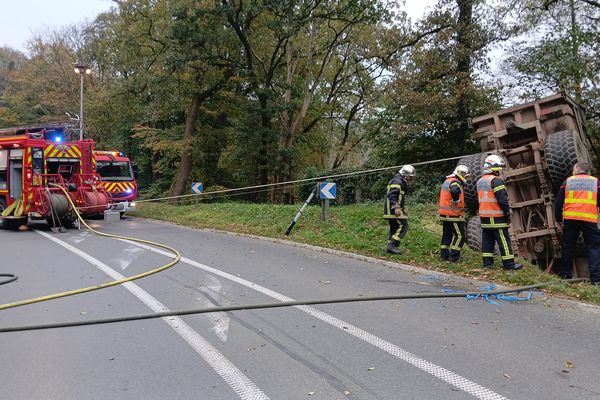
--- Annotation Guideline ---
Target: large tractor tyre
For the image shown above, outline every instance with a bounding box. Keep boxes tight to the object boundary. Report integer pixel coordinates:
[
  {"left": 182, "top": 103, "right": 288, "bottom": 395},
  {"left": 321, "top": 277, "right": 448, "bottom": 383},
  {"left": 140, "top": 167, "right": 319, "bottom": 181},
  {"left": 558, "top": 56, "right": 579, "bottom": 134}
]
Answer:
[
  {"left": 544, "top": 130, "right": 581, "bottom": 190},
  {"left": 457, "top": 153, "right": 485, "bottom": 212},
  {"left": 466, "top": 216, "right": 482, "bottom": 252}
]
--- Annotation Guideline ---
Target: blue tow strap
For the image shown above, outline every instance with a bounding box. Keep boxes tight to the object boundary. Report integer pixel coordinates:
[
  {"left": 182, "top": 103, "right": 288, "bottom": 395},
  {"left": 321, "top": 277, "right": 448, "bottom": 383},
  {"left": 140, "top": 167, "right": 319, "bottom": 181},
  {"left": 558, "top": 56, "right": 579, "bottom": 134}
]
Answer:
[{"left": 444, "top": 284, "right": 533, "bottom": 305}]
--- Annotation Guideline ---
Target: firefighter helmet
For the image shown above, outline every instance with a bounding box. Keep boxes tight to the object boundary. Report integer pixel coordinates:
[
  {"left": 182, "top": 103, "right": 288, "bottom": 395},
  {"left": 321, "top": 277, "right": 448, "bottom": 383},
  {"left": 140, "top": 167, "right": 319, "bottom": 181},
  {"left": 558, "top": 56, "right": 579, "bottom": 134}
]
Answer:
[
  {"left": 399, "top": 164, "right": 416, "bottom": 178},
  {"left": 453, "top": 164, "right": 470, "bottom": 180},
  {"left": 483, "top": 154, "right": 505, "bottom": 173}
]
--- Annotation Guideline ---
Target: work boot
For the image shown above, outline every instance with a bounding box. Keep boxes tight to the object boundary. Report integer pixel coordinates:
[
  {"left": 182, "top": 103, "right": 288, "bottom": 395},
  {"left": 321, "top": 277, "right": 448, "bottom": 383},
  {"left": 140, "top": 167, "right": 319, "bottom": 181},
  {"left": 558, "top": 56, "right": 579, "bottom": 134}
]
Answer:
[
  {"left": 503, "top": 262, "right": 523, "bottom": 271},
  {"left": 387, "top": 241, "right": 401, "bottom": 255},
  {"left": 557, "top": 271, "right": 573, "bottom": 280},
  {"left": 440, "top": 249, "right": 449, "bottom": 261}
]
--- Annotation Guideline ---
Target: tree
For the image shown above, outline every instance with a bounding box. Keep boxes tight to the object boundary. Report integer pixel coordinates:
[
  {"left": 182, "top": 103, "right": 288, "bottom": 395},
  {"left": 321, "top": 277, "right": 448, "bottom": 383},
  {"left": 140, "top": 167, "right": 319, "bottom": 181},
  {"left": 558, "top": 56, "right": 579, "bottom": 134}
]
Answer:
[
  {"left": 369, "top": 0, "right": 506, "bottom": 170},
  {"left": 505, "top": 0, "right": 600, "bottom": 123},
  {"left": 221, "top": 0, "right": 396, "bottom": 201}
]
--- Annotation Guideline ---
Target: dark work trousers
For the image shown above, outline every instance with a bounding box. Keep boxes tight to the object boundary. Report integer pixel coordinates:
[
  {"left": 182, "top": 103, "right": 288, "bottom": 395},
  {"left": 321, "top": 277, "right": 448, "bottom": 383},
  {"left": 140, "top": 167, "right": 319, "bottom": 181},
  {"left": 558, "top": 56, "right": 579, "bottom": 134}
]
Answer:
[
  {"left": 481, "top": 227, "right": 516, "bottom": 268},
  {"left": 561, "top": 220, "right": 600, "bottom": 283},
  {"left": 388, "top": 219, "right": 409, "bottom": 245},
  {"left": 440, "top": 220, "right": 466, "bottom": 261}
]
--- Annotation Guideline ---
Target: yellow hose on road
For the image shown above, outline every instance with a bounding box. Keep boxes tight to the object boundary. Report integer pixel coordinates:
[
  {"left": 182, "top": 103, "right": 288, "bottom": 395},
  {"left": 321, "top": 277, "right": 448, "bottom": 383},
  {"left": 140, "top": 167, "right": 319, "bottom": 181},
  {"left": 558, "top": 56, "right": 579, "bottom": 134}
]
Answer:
[{"left": 0, "top": 185, "right": 181, "bottom": 311}]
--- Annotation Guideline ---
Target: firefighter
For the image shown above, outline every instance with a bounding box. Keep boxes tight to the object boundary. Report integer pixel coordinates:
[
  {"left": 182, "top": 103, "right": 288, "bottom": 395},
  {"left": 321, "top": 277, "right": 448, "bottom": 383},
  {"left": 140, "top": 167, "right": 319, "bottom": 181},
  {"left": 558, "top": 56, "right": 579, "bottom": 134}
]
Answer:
[
  {"left": 477, "top": 155, "right": 523, "bottom": 270},
  {"left": 383, "top": 165, "right": 415, "bottom": 254},
  {"left": 554, "top": 162, "right": 600, "bottom": 285},
  {"left": 439, "top": 165, "right": 470, "bottom": 262}
]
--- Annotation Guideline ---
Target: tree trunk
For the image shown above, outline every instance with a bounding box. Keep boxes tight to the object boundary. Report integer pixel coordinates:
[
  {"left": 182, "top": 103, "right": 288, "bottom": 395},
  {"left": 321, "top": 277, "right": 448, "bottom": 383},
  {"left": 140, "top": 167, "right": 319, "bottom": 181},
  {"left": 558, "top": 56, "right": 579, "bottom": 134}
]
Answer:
[
  {"left": 455, "top": 0, "right": 474, "bottom": 152},
  {"left": 569, "top": 0, "right": 582, "bottom": 101},
  {"left": 168, "top": 93, "right": 200, "bottom": 203}
]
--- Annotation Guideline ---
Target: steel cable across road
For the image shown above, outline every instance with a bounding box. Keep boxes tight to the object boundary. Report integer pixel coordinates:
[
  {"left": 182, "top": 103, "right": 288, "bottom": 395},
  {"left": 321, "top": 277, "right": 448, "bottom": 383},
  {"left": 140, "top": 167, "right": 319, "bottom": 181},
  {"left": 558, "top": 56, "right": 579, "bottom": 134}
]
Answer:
[
  {"left": 135, "top": 154, "right": 470, "bottom": 204},
  {"left": 0, "top": 184, "right": 181, "bottom": 311},
  {"left": 0, "top": 279, "right": 586, "bottom": 333}
]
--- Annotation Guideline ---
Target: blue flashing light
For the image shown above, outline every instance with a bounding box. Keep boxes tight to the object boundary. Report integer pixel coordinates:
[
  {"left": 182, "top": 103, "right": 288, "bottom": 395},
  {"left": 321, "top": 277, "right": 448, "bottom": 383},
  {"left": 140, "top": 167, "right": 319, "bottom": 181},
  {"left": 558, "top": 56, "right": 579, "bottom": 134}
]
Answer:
[
  {"left": 125, "top": 188, "right": 133, "bottom": 194},
  {"left": 54, "top": 136, "right": 63, "bottom": 143}
]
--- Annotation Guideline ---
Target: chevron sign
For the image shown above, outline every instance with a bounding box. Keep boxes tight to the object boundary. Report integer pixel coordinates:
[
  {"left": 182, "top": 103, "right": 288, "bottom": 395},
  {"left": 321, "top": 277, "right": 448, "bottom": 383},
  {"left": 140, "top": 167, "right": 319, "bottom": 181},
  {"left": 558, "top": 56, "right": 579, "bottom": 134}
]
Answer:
[
  {"left": 319, "top": 182, "right": 336, "bottom": 199},
  {"left": 191, "top": 182, "right": 203, "bottom": 194}
]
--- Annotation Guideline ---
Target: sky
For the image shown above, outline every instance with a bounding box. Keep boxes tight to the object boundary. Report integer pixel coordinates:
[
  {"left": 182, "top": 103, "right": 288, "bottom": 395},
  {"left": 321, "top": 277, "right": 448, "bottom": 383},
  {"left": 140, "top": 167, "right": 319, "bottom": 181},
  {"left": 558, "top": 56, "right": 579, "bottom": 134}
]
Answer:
[
  {"left": 0, "top": 0, "right": 436, "bottom": 54},
  {"left": 0, "top": 0, "right": 115, "bottom": 53}
]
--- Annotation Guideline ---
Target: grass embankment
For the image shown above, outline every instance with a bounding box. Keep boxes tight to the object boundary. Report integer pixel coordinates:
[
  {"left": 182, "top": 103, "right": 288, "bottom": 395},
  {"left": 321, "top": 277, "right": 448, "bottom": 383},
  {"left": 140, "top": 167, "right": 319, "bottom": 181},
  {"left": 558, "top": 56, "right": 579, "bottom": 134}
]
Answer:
[{"left": 133, "top": 201, "right": 600, "bottom": 304}]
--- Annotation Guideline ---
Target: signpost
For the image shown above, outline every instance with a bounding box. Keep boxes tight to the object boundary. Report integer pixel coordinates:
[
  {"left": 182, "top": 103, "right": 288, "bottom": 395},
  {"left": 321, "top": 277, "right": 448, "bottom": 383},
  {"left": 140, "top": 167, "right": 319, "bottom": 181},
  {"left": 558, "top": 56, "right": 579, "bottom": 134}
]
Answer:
[
  {"left": 191, "top": 182, "right": 203, "bottom": 194},
  {"left": 319, "top": 182, "right": 336, "bottom": 221},
  {"left": 284, "top": 181, "right": 337, "bottom": 236},
  {"left": 192, "top": 182, "right": 203, "bottom": 204}
]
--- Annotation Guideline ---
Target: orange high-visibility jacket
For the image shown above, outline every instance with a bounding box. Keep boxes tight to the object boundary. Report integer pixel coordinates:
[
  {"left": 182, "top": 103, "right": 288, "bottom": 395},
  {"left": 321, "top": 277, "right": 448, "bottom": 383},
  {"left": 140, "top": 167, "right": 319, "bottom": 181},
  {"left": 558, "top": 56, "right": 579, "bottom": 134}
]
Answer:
[
  {"left": 439, "top": 176, "right": 464, "bottom": 217},
  {"left": 563, "top": 174, "right": 599, "bottom": 223},
  {"left": 477, "top": 174, "right": 505, "bottom": 218}
]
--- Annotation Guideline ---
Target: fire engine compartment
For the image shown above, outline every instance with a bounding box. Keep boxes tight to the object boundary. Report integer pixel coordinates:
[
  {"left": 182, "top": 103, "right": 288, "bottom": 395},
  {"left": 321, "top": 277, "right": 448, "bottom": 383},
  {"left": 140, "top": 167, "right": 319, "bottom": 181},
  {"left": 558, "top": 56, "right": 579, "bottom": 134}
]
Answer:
[{"left": 0, "top": 124, "right": 111, "bottom": 228}]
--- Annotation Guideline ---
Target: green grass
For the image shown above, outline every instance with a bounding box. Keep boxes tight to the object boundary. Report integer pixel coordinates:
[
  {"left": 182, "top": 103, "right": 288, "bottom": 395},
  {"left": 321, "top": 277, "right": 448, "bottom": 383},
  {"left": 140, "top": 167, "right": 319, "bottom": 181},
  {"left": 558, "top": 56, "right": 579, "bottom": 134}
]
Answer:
[{"left": 132, "top": 201, "right": 600, "bottom": 305}]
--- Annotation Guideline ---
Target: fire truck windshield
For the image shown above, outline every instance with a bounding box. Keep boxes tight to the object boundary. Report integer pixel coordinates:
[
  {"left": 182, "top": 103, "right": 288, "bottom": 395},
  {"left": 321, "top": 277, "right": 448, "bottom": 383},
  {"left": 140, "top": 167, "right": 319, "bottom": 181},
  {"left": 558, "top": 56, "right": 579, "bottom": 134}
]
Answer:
[{"left": 97, "top": 161, "right": 134, "bottom": 181}]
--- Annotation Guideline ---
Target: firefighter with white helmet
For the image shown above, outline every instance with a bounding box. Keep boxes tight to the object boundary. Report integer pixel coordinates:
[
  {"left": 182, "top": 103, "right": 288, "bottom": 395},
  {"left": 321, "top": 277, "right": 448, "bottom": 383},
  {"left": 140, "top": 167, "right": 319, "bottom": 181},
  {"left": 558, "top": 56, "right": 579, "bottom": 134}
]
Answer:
[
  {"left": 476, "top": 154, "right": 523, "bottom": 270},
  {"left": 383, "top": 165, "right": 415, "bottom": 254},
  {"left": 438, "top": 164, "right": 470, "bottom": 262}
]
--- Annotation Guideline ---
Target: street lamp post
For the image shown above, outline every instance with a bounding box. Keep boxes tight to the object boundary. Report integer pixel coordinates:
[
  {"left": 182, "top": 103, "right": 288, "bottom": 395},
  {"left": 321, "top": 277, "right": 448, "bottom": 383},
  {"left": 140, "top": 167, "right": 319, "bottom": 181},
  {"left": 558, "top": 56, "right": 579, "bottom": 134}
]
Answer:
[{"left": 74, "top": 63, "right": 92, "bottom": 141}]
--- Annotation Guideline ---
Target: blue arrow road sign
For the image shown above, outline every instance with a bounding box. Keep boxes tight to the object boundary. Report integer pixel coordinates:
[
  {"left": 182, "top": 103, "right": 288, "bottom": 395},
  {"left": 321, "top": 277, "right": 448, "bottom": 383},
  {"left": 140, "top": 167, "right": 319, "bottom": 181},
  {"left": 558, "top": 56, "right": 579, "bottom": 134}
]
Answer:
[
  {"left": 191, "top": 182, "right": 203, "bottom": 194},
  {"left": 319, "top": 182, "right": 336, "bottom": 199}
]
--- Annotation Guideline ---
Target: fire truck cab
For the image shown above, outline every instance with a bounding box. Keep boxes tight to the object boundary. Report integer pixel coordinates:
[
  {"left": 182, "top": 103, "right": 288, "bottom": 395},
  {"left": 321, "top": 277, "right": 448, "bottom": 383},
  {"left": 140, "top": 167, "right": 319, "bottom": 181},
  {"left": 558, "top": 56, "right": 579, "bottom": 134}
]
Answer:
[
  {"left": 0, "top": 124, "right": 110, "bottom": 228},
  {"left": 93, "top": 150, "right": 137, "bottom": 214}
]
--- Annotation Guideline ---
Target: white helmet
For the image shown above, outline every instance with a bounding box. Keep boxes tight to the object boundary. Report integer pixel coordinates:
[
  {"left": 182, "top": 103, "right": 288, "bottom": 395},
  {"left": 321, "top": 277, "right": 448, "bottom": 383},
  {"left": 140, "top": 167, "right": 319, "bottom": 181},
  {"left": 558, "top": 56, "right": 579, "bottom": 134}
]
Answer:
[
  {"left": 483, "top": 154, "right": 505, "bottom": 173},
  {"left": 453, "top": 164, "right": 470, "bottom": 179},
  {"left": 399, "top": 164, "right": 416, "bottom": 178}
]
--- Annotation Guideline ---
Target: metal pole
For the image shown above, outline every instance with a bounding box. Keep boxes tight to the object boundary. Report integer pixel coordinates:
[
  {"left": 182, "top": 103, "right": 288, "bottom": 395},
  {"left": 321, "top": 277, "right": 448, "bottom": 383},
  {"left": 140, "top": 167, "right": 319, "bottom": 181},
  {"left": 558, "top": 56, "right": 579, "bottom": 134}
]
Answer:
[
  {"left": 79, "top": 73, "right": 84, "bottom": 141},
  {"left": 284, "top": 187, "right": 316, "bottom": 236},
  {"left": 321, "top": 198, "right": 330, "bottom": 221}
]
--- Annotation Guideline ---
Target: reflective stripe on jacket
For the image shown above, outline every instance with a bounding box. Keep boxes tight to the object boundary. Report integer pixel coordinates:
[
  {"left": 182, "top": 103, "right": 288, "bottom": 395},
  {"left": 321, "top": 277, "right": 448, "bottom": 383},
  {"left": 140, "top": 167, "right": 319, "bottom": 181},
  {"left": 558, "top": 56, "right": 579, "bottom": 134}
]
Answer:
[
  {"left": 439, "top": 176, "right": 464, "bottom": 218},
  {"left": 563, "top": 175, "right": 598, "bottom": 223},
  {"left": 477, "top": 174, "right": 505, "bottom": 218},
  {"left": 383, "top": 174, "right": 408, "bottom": 220}
]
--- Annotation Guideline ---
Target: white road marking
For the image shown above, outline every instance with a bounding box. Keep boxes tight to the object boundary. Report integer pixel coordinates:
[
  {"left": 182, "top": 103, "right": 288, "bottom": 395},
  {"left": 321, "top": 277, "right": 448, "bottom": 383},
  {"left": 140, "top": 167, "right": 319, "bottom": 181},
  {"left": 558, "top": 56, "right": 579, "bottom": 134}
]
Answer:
[
  {"left": 71, "top": 231, "right": 92, "bottom": 244},
  {"left": 197, "top": 275, "right": 230, "bottom": 343},
  {"left": 122, "top": 238, "right": 509, "bottom": 400},
  {"left": 110, "top": 245, "right": 145, "bottom": 270},
  {"left": 36, "top": 230, "right": 270, "bottom": 400}
]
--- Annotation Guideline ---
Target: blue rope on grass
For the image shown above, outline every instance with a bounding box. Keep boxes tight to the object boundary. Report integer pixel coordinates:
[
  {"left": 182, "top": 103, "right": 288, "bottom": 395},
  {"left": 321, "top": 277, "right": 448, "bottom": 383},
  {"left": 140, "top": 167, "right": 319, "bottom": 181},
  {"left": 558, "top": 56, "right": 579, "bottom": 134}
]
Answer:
[{"left": 443, "top": 284, "right": 533, "bottom": 305}]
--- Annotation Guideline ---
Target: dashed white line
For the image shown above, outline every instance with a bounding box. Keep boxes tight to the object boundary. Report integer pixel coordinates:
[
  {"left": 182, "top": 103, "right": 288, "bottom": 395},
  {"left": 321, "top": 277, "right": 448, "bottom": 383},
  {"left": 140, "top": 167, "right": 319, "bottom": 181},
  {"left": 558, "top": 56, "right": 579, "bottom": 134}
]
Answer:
[
  {"left": 122, "top": 238, "right": 510, "bottom": 400},
  {"left": 36, "top": 230, "right": 270, "bottom": 400}
]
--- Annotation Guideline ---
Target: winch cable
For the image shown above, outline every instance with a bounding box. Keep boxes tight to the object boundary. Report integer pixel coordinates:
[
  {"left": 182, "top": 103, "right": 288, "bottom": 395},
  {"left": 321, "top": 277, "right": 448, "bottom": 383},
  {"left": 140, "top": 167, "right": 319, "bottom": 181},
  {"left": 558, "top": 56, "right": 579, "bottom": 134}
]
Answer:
[
  {"left": 135, "top": 154, "right": 469, "bottom": 204},
  {"left": 0, "top": 279, "right": 586, "bottom": 333},
  {"left": 0, "top": 184, "right": 181, "bottom": 311},
  {"left": 0, "top": 274, "right": 17, "bottom": 286}
]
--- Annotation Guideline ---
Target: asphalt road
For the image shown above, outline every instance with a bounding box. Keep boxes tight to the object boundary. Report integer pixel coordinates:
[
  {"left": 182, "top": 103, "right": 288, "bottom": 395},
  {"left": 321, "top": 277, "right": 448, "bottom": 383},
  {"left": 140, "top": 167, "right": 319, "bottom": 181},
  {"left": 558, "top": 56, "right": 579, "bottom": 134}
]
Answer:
[{"left": 1, "top": 217, "right": 599, "bottom": 400}]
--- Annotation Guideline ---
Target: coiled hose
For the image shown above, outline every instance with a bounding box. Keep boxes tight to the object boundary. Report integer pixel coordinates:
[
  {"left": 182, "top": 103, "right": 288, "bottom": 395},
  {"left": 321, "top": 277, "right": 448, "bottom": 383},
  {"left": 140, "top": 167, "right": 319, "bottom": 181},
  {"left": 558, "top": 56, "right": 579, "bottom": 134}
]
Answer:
[{"left": 0, "top": 184, "right": 181, "bottom": 311}]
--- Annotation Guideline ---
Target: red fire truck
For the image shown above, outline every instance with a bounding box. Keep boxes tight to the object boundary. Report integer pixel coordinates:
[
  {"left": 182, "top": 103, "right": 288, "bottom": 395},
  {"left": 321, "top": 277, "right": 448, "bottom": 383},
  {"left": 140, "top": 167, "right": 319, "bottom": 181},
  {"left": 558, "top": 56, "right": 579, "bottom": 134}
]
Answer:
[
  {"left": 0, "top": 124, "right": 110, "bottom": 228},
  {"left": 93, "top": 150, "right": 137, "bottom": 215}
]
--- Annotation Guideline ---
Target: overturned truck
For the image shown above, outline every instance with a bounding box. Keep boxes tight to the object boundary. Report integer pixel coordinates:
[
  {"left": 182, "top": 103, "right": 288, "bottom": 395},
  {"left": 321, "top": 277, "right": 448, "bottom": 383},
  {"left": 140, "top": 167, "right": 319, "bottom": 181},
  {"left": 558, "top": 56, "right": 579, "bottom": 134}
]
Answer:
[{"left": 458, "top": 92, "right": 595, "bottom": 276}]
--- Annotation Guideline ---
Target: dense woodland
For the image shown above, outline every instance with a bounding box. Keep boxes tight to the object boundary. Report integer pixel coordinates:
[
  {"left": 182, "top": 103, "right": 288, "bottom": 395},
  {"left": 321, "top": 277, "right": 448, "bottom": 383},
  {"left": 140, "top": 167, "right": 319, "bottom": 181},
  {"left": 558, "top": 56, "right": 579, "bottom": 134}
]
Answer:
[{"left": 0, "top": 0, "right": 598, "bottom": 202}]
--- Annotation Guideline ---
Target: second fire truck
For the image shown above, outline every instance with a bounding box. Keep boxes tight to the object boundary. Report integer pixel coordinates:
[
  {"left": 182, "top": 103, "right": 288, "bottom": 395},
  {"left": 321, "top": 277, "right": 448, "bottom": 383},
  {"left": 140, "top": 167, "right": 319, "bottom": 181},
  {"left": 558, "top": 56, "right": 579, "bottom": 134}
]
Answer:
[{"left": 93, "top": 150, "right": 137, "bottom": 215}]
